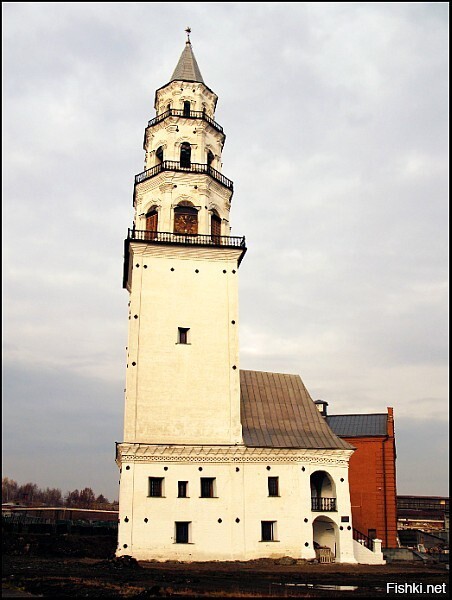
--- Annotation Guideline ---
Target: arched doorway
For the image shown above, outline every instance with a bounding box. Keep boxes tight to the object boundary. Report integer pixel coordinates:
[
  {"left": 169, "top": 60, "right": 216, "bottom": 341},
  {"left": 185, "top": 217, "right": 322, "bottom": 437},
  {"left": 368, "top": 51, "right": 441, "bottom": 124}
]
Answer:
[{"left": 312, "top": 516, "right": 338, "bottom": 560}]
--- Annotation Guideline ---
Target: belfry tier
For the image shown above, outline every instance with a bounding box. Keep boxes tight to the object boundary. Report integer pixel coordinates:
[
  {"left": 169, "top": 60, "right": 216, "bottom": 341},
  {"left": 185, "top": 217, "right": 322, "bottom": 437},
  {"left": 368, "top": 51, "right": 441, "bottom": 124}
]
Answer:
[{"left": 132, "top": 40, "right": 233, "bottom": 240}]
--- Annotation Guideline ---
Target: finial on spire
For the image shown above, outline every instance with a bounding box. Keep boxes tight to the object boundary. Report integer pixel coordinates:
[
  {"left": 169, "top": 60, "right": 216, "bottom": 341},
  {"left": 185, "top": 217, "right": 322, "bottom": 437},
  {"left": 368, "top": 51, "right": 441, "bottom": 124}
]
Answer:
[{"left": 185, "top": 26, "right": 191, "bottom": 43}]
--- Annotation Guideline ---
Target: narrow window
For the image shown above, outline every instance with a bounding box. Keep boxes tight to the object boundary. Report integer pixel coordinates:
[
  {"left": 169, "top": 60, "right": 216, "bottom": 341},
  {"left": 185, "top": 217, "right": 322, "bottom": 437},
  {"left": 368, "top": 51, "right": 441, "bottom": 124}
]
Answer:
[
  {"left": 156, "top": 146, "right": 164, "bottom": 164},
  {"left": 211, "top": 211, "right": 222, "bottom": 244},
  {"left": 207, "top": 150, "right": 214, "bottom": 167},
  {"left": 145, "top": 209, "right": 158, "bottom": 240},
  {"left": 148, "top": 477, "right": 164, "bottom": 497},
  {"left": 268, "top": 476, "right": 279, "bottom": 497},
  {"left": 200, "top": 477, "right": 216, "bottom": 498},
  {"left": 261, "top": 521, "right": 276, "bottom": 542},
  {"left": 180, "top": 142, "right": 191, "bottom": 168},
  {"left": 183, "top": 101, "right": 191, "bottom": 117},
  {"left": 368, "top": 529, "right": 377, "bottom": 540},
  {"left": 175, "top": 521, "right": 190, "bottom": 544},
  {"left": 178, "top": 481, "right": 188, "bottom": 498},
  {"left": 178, "top": 327, "right": 190, "bottom": 344}
]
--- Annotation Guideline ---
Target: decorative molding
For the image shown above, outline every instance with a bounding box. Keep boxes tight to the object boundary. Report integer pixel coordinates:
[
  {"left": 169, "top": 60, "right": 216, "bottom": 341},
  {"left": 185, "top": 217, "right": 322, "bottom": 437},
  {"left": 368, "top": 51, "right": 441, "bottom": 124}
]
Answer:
[{"left": 116, "top": 443, "right": 353, "bottom": 467}]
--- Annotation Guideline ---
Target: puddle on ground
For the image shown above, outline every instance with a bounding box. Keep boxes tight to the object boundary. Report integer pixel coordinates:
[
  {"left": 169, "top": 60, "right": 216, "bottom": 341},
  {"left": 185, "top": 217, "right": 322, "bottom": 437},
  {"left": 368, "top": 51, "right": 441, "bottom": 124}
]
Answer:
[{"left": 272, "top": 582, "right": 385, "bottom": 592}]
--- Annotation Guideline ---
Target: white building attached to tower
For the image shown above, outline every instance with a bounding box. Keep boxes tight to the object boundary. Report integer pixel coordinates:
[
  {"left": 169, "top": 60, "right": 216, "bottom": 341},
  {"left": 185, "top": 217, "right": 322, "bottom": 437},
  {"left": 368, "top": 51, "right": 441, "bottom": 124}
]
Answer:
[{"left": 116, "top": 36, "right": 380, "bottom": 564}]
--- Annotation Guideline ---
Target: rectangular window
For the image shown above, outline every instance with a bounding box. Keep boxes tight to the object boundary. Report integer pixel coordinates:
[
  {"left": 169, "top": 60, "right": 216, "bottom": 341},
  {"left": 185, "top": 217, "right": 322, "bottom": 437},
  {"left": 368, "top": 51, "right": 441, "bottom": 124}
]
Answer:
[
  {"left": 200, "top": 477, "right": 216, "bottom": 498},
  {"left": 268, "top": 476, "right": 279, "bottom": 497},
  {"left": 178, "top": 481, "right": 188, "bottom": 498},
  {"left": 261, "top": 521, "right": 277, "bottom": 542},
  {"left": 175, "top": 521, "right": 190, "bottom": 544},
  {"left": 148, "top": 477, "right": 164, "bottom": 497},
  {"left": 178, "top": 327, "right": 190, "bottom": 344}
]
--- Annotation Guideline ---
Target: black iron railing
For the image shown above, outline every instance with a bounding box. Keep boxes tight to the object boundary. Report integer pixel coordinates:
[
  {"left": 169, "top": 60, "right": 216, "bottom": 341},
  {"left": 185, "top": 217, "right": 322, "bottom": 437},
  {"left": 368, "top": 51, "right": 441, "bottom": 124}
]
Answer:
[
  {"left": 147, "top": 109, "right": 224, "bottom": 135},
  {"left": 128, "top": 229, "right": 246, "bottom": 249},
  {"left": 311, "top": 497, "right": 337, "bottom": 512},
  {"left": 353, "top": 527, "right": 372, "bottom": 549},
  {"left": 134, "top": 161, "right": 233, "bottom": 191}
]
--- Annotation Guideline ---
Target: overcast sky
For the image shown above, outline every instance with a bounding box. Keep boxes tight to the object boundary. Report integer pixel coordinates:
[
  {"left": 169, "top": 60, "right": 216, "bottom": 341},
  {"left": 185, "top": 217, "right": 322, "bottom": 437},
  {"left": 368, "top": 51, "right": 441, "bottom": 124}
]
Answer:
[{"left": 3, "top": 3, "right": 449, "bottom": 502}]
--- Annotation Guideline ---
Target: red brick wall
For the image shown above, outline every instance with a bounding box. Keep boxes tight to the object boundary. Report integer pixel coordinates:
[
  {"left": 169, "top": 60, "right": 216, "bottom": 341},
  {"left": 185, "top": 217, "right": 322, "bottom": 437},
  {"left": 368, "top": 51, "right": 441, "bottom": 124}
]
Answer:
[{"left": 343, "top": 409, "right": 398, "bottom": 548}]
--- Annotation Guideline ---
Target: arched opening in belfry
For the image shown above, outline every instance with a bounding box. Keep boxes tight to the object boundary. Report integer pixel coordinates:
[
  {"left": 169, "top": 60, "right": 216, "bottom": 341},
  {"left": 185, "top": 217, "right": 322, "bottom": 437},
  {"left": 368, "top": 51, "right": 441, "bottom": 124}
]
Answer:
[
  {"left": 180, "top": 142, "right": 191, "bottom": 168},
  {"left": 156, "top": 146, "right": 164, "bottom": 165},
  {"left": 174, "top": 201, "right": 198, "bottom": 235},
  {"left": 183, "top": 101, "right": 191, "bottom": 117},
  {"left": 211, "top": 210, "right": 222, "bottom": 244},
  {"left": 310, "top": 471, "right": 337, "bottom": 512},
  {"left": 144, "top": 208, "right": 158, "bottom": 240},
  {"left": 207, "top": 150, "right": 214, "bottom": 167}
]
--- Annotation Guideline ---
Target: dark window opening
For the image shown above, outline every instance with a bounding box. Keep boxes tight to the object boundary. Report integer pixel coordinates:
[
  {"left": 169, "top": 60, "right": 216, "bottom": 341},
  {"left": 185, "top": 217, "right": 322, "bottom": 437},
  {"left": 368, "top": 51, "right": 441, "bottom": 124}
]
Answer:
[
  {"left": 207, "top": 150, "right": 214, "bottom": 166},
  {"left": 200, "top": 477, "right": 216, "bottom": 498},
  {"left": 180, "top": 142, "right": 191, "bottom": 168},
  {"left": 149, "top": 477, "right": 164, "bottom": 497},
  {"left": 211, "top": 211, "right": 221, "bottom": 244},
  {"left": 178, "top": 327, "right": 190, "bottom": 344},
  {"left": 183, "top": 101, "right": 191, "bottom": 117},
  {"left": 156, "top": 146, "right": 164, "bottom": 164},
  {"left": 178, "top": 481, "right": 188, "bottom": 498},
  {"left": 268, "top": 476, "right": 279, "bottom": 497},
  {"left": 145, "top": 209, "right": 158, "bottom": 240},
  {"left": 368, "top": 529, "right": 377, "bottom": 540},
  {"left": 175, "top": 521, "right": 190, "bottom": 543},
  {"left": 261, "top": 521, "right": 276, "bottom": 542}
]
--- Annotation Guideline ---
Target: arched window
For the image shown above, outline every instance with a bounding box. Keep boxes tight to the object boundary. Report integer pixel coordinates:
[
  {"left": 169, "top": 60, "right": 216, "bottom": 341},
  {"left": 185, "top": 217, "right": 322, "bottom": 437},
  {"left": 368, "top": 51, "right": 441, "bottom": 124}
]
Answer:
[
  {"left": 207, "top": 150, "right": 214, "bottom": 167},
  {"left": 180, "top": 142, "right": 191, "bottom": 168},
  {"left": 174, "top": 202, "right": 198, "bottom": 235},
  {"left": 211, "top": 210, "right": 221, "bottom": 244},
  {"left": 183, "top": 101, "right": 191, "bottom": 117},
  {"left": 156, "top": 146, "right": 164, "bottom": 164},
  {"left": 145, "top": 208, "right": 158, "bottom": 240}
]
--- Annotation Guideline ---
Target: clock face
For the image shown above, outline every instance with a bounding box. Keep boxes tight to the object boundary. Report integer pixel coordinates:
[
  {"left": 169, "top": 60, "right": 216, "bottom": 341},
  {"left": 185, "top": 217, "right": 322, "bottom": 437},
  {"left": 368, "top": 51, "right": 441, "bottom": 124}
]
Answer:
[{"left": 174, "top": 213, "right": 198, "bottom": 235}]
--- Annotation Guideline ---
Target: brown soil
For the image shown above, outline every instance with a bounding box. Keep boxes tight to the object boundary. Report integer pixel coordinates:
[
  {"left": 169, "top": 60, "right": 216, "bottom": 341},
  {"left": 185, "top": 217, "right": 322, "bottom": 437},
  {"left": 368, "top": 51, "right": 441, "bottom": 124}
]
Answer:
[{"left": 2, "top": 532, "right": 449, "bottom": 598}]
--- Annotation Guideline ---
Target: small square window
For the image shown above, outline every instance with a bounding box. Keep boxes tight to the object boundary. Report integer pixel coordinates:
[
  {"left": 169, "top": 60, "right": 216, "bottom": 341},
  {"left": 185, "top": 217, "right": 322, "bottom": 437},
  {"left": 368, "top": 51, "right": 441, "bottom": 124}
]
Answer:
[
  {"left": 261, "top": 521, "right": 277, "bottom": 542},
  {"left": 178, "top": 481, "right": 188, "bottom": 498},
  {"left": 148, "top": 477, "right": 164, "bottom": 497},
  {"left": 178, "top": 327, "right": 190, "bottom": 344},
  {"left": 175, "top": 521, "right": 190, "bottom": 543},
  {"left": 200, "top": 477, "right": 216, "bottom": 498},
  {"left": 268, "top": 476, "right": 279, "bottom": 497}
]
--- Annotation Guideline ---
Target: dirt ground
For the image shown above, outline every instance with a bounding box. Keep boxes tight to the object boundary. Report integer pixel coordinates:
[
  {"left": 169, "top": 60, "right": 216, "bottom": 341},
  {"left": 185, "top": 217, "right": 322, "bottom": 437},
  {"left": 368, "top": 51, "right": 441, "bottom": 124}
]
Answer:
[{"left": 2, "top": 532, "right": 449, "bottom": 598}]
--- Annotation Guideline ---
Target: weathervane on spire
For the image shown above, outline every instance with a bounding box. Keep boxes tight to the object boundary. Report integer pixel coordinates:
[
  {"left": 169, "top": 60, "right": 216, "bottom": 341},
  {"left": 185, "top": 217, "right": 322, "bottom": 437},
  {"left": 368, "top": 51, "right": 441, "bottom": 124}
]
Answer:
[{"left": 185, "top": 27, "right": 191, "bottom": 43}]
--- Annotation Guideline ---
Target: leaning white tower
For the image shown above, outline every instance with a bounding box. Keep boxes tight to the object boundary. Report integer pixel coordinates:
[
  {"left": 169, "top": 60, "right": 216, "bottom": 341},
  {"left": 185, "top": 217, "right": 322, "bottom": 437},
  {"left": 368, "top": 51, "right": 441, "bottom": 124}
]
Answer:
[{"left": 116, "top": 33, "right": 359, "bottom": 564}]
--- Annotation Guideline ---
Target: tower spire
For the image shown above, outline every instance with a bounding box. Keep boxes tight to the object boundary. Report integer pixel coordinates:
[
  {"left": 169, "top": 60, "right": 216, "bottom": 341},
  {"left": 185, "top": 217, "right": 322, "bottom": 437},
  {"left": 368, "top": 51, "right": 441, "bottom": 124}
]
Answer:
[{"left": 170, "top": 28, "right": 204, "bottom": 84}]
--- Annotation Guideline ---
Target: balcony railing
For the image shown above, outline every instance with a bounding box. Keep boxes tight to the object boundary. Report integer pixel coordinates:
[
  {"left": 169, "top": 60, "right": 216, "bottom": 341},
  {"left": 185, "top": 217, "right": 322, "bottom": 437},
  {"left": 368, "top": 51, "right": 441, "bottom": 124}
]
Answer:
[
  {"left": 128, "top": 229, "right": 246, "bottom": 249},
  {"left": 147, "top": 108, "right": 224, "bottom": 135},
  {"left": 135, "top": 161, "right": 233, "bottom": 192},
  {"left": 311, "top": 497, "right": 337, "bottom": 512}
]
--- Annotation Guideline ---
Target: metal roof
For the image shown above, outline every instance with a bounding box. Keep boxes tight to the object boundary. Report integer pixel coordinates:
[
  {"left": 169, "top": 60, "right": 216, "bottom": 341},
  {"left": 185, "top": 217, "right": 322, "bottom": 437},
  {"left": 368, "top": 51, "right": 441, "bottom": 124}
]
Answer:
[
  {"left": 326, "top": 414, "right": 388, "bottom": 437},
  {"left": 240, "top": 370, "right": 353, "bottom": 450},
  {"left": 170, "top": 41, "right": 204, "bottom": 84}
]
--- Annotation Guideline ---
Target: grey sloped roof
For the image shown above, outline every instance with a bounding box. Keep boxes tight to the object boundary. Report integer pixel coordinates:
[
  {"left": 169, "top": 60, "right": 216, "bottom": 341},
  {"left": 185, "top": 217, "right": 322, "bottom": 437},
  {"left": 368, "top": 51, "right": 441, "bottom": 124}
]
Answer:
[
  {"left": 170, "top": 41, "right": 204, "bottom": 84},
  {"left": 240, "top": 370, "right": 353, "bottom": 450},
  {"left": 326, "top": 414, "right": 388, "bottom": 437}
]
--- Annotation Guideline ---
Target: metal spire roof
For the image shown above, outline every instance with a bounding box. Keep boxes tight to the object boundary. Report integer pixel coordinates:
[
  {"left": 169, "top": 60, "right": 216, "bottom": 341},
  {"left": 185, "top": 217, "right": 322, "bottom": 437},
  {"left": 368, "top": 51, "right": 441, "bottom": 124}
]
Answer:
[{"left": 170, "top": 36, "right": 205, "bottom": 84}]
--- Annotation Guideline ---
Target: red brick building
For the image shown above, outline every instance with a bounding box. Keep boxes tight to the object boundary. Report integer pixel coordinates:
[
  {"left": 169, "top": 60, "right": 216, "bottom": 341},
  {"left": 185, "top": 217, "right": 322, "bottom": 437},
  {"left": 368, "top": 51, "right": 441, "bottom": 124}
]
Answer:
[{"left": 323, "top": 406, "right": 398, "bottom": 548}]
